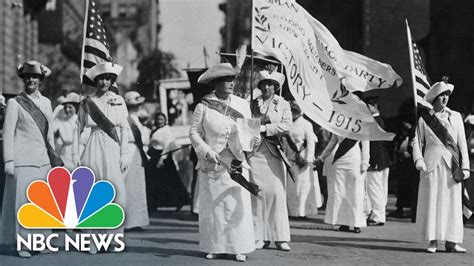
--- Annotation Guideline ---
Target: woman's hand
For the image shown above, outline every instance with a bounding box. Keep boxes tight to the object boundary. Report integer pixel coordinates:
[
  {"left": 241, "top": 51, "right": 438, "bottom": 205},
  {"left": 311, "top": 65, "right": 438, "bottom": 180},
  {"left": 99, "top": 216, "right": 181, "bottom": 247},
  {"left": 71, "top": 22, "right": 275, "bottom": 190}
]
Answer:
[
  {"left": 415, "top": 159, "right": 426, "bottom": 171},
  {"left": 120, "top": 158, "right": 129, "bottom": 173},
  {"left": 463, "top": 169, "right": 471, "bottom": 179},
  {"left": 156, "top": 157, "right": 165, "bottom": 168},
  {"left": 4, "top": 161, "right": 14, "bottom": 176},
  {"left": 205, "top": 150, "right": 221, "bottom": 164},
  {"left": 360, "top": 164, "right": 368, "bottom": 174},
  {"left": 252, "top": 135, "right": 261, "bottom": 147}
]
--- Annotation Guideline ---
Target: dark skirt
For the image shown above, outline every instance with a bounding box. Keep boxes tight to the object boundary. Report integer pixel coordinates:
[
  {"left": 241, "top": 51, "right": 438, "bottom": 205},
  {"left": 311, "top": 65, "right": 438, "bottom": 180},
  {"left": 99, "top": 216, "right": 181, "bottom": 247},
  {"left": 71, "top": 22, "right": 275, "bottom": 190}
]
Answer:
[{"left": 146, "top": 147, "right": 190, "bottom": 210}]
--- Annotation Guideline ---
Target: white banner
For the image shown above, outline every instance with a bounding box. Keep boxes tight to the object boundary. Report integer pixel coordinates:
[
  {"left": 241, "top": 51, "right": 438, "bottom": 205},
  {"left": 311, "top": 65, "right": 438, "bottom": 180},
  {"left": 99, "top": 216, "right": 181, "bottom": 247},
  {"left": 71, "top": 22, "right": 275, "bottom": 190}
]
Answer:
[{"left": 251, "top": 0, "right": 402, "bottom": 140}]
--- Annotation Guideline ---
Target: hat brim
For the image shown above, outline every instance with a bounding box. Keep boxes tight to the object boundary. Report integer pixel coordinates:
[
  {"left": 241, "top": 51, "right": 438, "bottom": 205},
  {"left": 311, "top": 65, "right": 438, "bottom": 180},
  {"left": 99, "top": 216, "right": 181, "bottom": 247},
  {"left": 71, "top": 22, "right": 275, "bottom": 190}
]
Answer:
[
  {"left": 85, "top": 62, "right": 123, "bottom": 82},
  {"left": 126, "top": 97, "right": 145, "bottom": 106},
  {"left": 197, "top": 63, "right": 238, "bottom": 84},
  {"left": 425, "top": 82, "right": 454, "bottom": 103}
]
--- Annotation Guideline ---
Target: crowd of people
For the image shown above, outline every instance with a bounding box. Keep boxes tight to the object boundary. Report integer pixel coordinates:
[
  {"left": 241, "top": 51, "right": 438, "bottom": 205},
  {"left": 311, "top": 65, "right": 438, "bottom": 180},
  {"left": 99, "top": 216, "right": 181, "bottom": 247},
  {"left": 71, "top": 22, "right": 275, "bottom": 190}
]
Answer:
[{"left": 0, "top": 60, "right": 472, "bottom": 260}]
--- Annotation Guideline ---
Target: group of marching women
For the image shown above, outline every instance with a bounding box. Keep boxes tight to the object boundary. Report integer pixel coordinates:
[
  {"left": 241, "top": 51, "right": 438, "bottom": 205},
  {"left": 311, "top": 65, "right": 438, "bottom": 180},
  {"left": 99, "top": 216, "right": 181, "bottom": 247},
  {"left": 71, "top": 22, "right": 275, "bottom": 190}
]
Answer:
[
  {"left": 0, "top": 59, "right": 470, "bottom": 260},
  {"left": 0, "top": 60, "right": 153, "bottom": 257},
  {"left": 190, "top": 63, "right": 471, "bottom": 262}
]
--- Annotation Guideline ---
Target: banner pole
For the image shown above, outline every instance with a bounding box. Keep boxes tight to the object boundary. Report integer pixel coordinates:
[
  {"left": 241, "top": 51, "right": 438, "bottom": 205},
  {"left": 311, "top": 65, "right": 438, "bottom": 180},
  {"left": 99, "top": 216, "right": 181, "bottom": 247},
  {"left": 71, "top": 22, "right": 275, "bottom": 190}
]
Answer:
[{"left": 250, "top": 49, "right": 255, "bottom": 116}]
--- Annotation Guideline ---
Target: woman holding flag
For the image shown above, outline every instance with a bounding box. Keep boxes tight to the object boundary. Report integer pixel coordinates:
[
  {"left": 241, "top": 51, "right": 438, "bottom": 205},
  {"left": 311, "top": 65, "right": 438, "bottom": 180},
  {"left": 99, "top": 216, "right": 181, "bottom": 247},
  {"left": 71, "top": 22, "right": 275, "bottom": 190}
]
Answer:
[
  {"left": 77, "top": 61, "right": 130, "bottom": 254},
  {"left": 412, "top": 78, "right": 470, "bottom": 253},
  {"left": 189, "top": 63, "right": 256, "bottom": 262}
]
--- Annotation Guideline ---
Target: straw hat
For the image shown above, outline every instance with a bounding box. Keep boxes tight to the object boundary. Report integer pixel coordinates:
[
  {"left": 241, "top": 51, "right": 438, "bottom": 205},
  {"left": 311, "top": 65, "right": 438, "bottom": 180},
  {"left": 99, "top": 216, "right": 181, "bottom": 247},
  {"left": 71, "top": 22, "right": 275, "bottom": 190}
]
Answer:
[
  {"left": 17, "top": 60, "right": 51, "bottom": 80},
  {"left": 425, "top": 78, "right": 454, "bottom": 103},
  {"left": 85, "top": 62, "right": 123, "bottom": 82},
  {"left": 124, "top": 91, "right": 145, "bottom": 106},
  {"left": 256, "top": 70, "right": 285, "bottom": 88},
  {"left": 197, "top": 63, "right": 238, "bottom": 84}
]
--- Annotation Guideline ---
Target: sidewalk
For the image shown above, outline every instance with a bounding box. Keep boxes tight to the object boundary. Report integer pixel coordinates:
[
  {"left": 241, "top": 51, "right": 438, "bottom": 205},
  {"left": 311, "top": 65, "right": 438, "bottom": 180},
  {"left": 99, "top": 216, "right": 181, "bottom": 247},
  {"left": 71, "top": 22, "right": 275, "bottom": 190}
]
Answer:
[{"left": 1, "top": 196, "right": 473, "bottom": 265}]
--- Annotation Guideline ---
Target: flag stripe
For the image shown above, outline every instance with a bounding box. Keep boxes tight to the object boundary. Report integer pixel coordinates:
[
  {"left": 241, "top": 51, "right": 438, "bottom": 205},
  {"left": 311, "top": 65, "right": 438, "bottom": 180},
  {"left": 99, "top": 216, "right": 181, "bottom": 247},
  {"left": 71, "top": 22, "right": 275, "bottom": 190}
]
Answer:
[
  {"left": 80, "top": 0, "right": 111, "bottom": 84},
  {"left": 84, "top": 46, "right": 108, "bottom": 61},
  {"left": 415, "top": 76, "right": 430, "bottom": 91},
  {"left": 83, "top": 60, "right": 96, "bottom": 69}
]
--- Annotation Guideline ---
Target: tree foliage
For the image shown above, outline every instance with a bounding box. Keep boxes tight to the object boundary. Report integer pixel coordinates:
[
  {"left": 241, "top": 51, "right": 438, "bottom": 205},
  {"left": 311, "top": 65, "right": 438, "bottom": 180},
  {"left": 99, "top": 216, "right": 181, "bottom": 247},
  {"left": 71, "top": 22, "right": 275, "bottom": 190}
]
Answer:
[{"left": 136, "top": 49, "right": 180, "bottom": 100}]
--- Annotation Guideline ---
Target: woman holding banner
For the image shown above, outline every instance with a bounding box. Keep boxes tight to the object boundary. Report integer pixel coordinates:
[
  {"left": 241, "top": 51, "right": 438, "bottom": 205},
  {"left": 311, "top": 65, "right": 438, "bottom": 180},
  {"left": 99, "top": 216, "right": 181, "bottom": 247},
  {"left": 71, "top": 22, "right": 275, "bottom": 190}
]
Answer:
[
  {"left": 412, "top": 79, "right": 470, "bottom": 253},
  {"left": 248, "top": 70, "right": 292, "bottom": 251},
  {"left": 189, "top": 63, "right": 255, "bottom": 262},
  {"left": 1, "top": 61, "right": 56, "bottom": 258},
  {"left": 77, "top": 61, "right": 130, "bottom": 254}
]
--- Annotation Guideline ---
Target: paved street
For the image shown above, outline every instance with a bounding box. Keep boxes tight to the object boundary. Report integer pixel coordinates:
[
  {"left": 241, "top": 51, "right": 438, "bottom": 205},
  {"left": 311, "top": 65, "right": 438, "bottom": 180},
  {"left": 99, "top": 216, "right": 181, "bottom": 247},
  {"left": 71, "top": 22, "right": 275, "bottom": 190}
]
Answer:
[{"left": 1, "top": 196, "right": 474, "bottom": 265}]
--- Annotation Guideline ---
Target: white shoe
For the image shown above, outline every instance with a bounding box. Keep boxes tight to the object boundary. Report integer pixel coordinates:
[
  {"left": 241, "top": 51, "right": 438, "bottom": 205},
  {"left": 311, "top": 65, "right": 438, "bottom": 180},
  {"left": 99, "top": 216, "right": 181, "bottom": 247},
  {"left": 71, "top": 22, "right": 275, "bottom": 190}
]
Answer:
[
  {"left": 40, "top": 249, "right": 50, "bottom": 255},
  {"left": 17, "top": 250, "right": 31, "bottom": 258},
  {"left": 446, "top": 244, "right": 467, "bottom": 253},
  {"left": 205, "top": 253, "right": 217, "bottom": 259},
  {"left": 88, "top": 245, "right": 98, "bottom": 255},
  {"left": 255, "top": 240, "right": 270, "bottom": 249},
  {"left": 426, "top": 240, "right": 437, "bottom": 253},
  {"left": 276, "top": 242, "right": 291, "bottom": 251},
  {"left": 235, "top": 254, "right": 246, "bottom": 262}
]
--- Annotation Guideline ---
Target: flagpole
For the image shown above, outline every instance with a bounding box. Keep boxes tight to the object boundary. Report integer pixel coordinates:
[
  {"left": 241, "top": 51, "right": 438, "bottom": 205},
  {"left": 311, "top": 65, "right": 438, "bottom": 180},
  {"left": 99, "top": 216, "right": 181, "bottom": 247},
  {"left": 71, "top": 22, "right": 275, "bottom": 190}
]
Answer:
[
  {"left": 250, "top": 49, "right": 255, "bottom": 116},
  {"left": 405, "top": 19, "right": 418, "bottom": 122},
  {"left": 80, "top": 0, "right": 89, "bottom": 85},
  {"left": 250, "top": 0, "right": 255, "bottom": 117},
  {"left": 77, "top": 0, "right": 90, "bottom": 167},
  {"left": 405, "top": 19, "right": 424, "bottom": 156}
]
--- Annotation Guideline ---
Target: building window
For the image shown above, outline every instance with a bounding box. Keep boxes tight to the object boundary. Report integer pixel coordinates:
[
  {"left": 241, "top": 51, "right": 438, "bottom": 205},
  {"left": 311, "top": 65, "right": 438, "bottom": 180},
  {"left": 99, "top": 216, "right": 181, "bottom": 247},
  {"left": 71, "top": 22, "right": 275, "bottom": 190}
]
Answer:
[
  {"left": 118, "top": 4, "right": 127, "bottom": 18},
  {"left": 101, "top": 3, "right": 111, "bottom": 18},
  {"left": 128, "top": 5, "right": 137, "bottom": 17}
]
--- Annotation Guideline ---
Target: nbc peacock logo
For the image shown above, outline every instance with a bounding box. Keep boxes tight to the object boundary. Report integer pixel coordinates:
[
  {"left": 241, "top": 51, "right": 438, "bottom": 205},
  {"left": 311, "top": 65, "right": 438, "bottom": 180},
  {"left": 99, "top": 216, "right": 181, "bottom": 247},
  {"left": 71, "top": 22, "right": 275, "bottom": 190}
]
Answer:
[{"left": 17, "top": 166, "right": 124, "bottom": 229}]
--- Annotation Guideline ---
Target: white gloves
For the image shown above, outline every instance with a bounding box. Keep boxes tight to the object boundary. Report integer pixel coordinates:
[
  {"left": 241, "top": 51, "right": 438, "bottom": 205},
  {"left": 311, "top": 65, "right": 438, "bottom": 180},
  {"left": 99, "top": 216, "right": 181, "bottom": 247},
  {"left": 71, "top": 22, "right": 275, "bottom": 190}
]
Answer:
[
  {"left": 205, "top": 150, "right": 221, "bottom": 164},
  {"left": 415, "top": 159, "right": 427, "bottom": 171},
  {"left": 360, "top": 164, "right": 368, "bottom": 174},
  {"left": 463, "top": 170, "right": 471, "bottom": 179},
  {"left": 4, "top": 161, "right": 14, "bottom": 176}
]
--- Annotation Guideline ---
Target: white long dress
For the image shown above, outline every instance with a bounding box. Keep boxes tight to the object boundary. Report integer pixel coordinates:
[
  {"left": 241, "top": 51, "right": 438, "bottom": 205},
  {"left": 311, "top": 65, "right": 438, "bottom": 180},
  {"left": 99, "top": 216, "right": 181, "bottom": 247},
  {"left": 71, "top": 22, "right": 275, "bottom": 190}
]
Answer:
[
  {"left": 52, "top": 112, "right": 78, "bottom": 170},
  {"left": 1, "top": 92, "right": 53, "bottom": 245},
  {"left": 285, "top": 116, "right": 322, "bottom": 217},
  {"left": 321, "top": 135, "right": 369, "bottom": 227},
  {"left": 123, "top": 113, "right": 150, "bottom": 229},
  {"left": 78, "top": 91, "right": 130, "bottom": 234},
  {"left": 189, "top": 93, "right": 255, "bottom": 254},
  {"left": 412, "top": 108, "right": 469, "bottom": 243}
]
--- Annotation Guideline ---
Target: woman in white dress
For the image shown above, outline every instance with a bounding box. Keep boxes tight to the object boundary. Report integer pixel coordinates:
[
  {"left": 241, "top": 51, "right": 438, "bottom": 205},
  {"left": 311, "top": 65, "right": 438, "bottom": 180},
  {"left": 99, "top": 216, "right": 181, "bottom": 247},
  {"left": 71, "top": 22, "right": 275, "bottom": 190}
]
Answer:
[
  {"left": 123, "top": 91, "right": 150, "bottom": 231},
  {"left": 249, "top": 70, "right": 292, "bottom": 251},
  {"left": 1, "top": 61, "right": 55, "bottom": 258},
  {"left": 412, "top": 79, "right": 470, "bottom": 253},
  {"left": 189, "top": 63, "right": 255, "bottom": 262},
  {"left": 318, "top": 135, "right": 369, "bottom": 233},
  {"left": 285, "top": 101, "right": 322, "bottom": 218},
  {"left": 77, "top": 62, "right": 130, "bottom": 254},
  {"left": 52, "top": 92, "right": 80, "bottom": 170}
]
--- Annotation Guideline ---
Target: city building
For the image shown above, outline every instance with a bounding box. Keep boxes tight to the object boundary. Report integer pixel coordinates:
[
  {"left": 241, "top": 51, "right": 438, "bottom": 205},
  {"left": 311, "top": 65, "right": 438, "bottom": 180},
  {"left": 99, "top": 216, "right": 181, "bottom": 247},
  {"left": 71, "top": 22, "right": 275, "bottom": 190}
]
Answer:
[{"left": 0, "top": 0, "right": 48, "bottom": 96}]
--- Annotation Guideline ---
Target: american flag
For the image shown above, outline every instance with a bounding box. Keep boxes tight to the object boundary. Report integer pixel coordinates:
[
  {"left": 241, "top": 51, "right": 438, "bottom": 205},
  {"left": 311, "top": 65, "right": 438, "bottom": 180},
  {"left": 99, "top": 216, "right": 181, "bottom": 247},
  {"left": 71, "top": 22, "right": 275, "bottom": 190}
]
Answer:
[
  {"left": 406, "top": 20, "right": 472, "bottom": 219},
  {"left": 406, "top": 21, "right": 432, "bottom": 110},
  {"left": 80, "top": 0, "right": 111, "bottom": 85}
]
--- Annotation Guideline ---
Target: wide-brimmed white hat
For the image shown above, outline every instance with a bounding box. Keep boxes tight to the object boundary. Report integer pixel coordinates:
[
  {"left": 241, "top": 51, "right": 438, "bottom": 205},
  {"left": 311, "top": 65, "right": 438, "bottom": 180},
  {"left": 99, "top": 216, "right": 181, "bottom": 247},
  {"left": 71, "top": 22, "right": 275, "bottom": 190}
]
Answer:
[
  {"left": 256, "top": 70, "right": 285, "bottom": 88},
  {"left": 198, "top": 63, "right": 238, "bottom": 84},
  {"left": 62, "top": 92, "right": 81, "bottom": 105},
  {"left": 124, "top": 91, "right": 145, "bottom": 106},
  {"left": 85, "top": 62, "right": 123, "bottom": 82},
  {"left": 425, "top": 79, "right": 454, "bottom": 103},
  {"left": 17, "top": 60, "right": 51, "bottom": 80}
]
